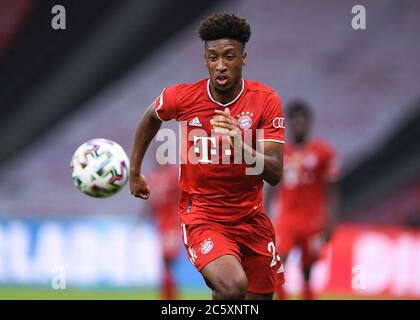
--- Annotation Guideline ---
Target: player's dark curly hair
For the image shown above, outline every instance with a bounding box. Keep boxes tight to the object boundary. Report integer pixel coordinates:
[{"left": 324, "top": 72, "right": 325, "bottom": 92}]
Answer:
[
  {"left": 286, "top": 100, "right": 313, "bottom": 121},
  {"left": 198, "top": 12, "right": 251, "bottom": 49}
]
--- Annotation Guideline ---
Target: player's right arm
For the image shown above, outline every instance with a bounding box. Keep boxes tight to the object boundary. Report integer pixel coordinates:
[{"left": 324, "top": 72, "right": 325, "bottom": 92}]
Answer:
[
  {"left": 129, "top": 101, "right": 162, "bottom": 199},
  {"left": 130, "top": 85, "right": 178, "bottom": 199}
]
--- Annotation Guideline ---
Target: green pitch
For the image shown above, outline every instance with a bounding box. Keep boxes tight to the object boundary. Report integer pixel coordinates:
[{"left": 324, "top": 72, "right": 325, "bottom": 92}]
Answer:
[
  {"left": 0, "top": 287, "right": 211, "bottom": 300},
  {"left": 0, "top": 287, "right": 413, "bottom": 300}
]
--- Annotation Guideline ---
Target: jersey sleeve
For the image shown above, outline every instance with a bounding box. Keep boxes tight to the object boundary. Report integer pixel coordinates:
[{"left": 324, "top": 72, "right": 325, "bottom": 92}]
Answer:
[
  {"left": 257, "top": 92, "right": 285, "bottom": 144},
  {"left": 154, "top": 85, "right": 178, "bottom": 121}
]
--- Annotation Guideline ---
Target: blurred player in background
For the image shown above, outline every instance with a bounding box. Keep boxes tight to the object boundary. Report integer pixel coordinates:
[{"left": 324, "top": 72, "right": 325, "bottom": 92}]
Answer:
[
  {"left": 130, "top": 13, "right": 285, "bottom": 300},
  {"left": 147, "top": 163, "right": 180, "bottom": 300},
  {"left": 268, "top": 101, "right": 340, "bottom": 300}
]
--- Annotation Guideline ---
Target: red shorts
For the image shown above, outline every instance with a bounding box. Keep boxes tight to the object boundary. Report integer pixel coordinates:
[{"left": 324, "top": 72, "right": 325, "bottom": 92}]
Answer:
[
  {"left": 181, "top": 211, "right": 285, "bottom": 294},
  {"left": 275, "top": 221, "right": 325, "bottom": 268}
]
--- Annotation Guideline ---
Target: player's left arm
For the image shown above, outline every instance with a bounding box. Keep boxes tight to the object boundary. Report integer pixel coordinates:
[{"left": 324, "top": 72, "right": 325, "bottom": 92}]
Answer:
[{"left": 253, "top": 141, "right": 283, "bottom": 185}]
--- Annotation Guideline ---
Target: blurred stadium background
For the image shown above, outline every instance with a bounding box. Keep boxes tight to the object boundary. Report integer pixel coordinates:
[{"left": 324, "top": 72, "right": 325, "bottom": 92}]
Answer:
[{"left": 0, "top": 0, "right": 419, "bottom": 299}]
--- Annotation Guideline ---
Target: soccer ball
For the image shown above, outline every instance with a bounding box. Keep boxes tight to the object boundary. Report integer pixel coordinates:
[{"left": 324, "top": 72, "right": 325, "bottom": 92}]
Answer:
[{"left": 70, "top": 138, "right": 130, "bottom": 198}]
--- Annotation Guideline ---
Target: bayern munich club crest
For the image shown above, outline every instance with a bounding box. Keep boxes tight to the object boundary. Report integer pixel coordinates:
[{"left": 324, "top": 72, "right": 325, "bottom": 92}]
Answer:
[
  {"left": 237, "top": 111, "right": 253, "bottom": 129},
  {"left": 200, "top": 238, "right": 214, "bottom": 255}
]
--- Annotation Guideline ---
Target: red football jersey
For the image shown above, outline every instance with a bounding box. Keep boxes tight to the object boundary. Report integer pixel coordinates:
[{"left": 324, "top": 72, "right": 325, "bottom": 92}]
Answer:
[
  {"left": 154, "top": 79, "right": 285, "bottom": 225},
  {"left": 276, "top": 140, "right": 339, "bottom": 230}
]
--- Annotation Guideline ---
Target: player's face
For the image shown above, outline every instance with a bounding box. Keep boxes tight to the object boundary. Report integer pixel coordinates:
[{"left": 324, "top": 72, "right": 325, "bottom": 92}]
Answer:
[
  {"left": 204, "top": 39, "right": 247, "bottom": 94},
  {"left": 290, "top": 113, "right": 310, "bottom": 144}
]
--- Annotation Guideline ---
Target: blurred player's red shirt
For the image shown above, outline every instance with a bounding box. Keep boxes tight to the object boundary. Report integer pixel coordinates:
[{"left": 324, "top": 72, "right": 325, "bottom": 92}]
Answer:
[
  {"left": 148, "top": 165, "right": 180, "bottom": 260},
  {"left": 149, "top": 165, "right": 179, "bottom": 231},
  {"left": 155, "top": 79, "right": 285, "bottom": 225},
  {"left": 276, "top": 140, "right": 339, "bottom": 231}
]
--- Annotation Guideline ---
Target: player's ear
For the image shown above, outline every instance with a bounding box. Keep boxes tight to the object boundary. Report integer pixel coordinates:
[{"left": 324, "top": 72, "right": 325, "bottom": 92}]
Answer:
[{"left": 242, "top": 51, "right": 248, "bottom": 66}]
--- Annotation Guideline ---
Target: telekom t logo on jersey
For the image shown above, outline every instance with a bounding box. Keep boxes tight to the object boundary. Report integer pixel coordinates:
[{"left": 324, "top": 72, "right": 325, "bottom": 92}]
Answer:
[
  {"left": 193, "top": 136, "right": 232, "bottom": 163},
  {"left": 193, "top": 136, "right": 215, "bottom": 164},
  {"left": 188, "top": 128, "right": 236, "bottom": 165},
  {"left": 154, "top": 124, "right": 265, "bottom": 175}
]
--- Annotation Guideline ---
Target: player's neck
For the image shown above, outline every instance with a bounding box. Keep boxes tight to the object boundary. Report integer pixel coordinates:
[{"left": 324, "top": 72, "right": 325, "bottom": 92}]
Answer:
[{"left": 208, "top": 79, "right": 244, "bottom": 106}]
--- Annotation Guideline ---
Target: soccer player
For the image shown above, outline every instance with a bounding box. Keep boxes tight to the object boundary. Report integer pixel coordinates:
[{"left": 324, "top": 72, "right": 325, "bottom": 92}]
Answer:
[
  {"left": 269, "top": 101, "right": 340, "bottom": 300},
  {"left": 147, "top": 164, "right": 180, "bottom": 300},
  {"left": 130, "top": 13, "right": 285, "bottom": 300}
]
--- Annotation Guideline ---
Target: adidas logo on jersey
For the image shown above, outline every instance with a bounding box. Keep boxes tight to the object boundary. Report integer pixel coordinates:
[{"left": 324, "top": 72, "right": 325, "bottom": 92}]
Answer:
[{"left": 188, "top": 117, "right": 202, "bottom": 127}]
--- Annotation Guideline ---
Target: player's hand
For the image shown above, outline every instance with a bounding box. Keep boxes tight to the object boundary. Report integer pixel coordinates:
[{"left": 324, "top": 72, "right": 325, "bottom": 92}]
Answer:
[
  {"left": 129, "top": 173, "right": 150, "bottom": 199},
  {"left": 211, "top": 108, "right": 242, "bottom": 148}
]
